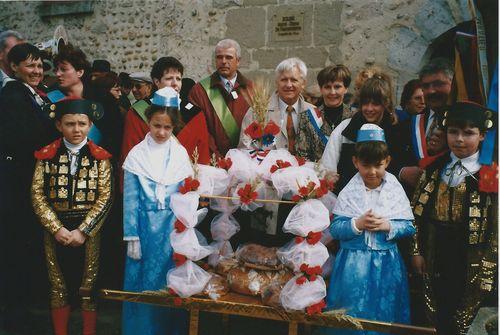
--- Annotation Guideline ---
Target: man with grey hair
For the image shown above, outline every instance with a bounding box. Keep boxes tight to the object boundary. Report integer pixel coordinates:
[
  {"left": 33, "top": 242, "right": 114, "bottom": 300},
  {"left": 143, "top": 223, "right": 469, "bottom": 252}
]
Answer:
[
  {"left": 238, "top": 57, "right": 316, "bottom": 246},
  {"left": 189, "top": 38, "right": 253, "bottom": 157},
  {"left": 239, "top": 57, "right": 315, "bottom": 155},
  {"left": 0, "top": 30, "right": 24, "bottom": 90}
]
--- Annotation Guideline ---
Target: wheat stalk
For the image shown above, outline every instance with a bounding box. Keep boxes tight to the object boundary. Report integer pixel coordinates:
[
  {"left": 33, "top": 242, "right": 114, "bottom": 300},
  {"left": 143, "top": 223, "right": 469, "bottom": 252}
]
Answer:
[{"left": 249, "top": 77, "right": 272, "bottom": 126}]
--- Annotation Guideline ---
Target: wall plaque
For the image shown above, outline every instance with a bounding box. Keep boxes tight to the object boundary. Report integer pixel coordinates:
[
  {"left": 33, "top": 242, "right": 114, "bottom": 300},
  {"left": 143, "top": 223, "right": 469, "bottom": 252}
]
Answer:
[{"left": 272, "top": 12, "right": 304, "bottom": 41}]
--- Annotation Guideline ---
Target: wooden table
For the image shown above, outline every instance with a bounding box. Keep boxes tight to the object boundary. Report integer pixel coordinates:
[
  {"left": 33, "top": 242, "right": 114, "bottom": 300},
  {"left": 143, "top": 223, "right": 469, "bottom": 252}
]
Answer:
[{"left": 101, "top": 289, "right": 436, "bottom": 335}]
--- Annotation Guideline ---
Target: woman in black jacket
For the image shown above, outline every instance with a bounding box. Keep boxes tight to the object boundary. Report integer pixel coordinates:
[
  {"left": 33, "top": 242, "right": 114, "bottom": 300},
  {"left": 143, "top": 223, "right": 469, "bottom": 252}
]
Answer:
[
  {"left": 321, "top": 72, "right": 407, "bottom": 193},
  {"left": 0, "top": 42, "right": 57, "bottom": 333}
]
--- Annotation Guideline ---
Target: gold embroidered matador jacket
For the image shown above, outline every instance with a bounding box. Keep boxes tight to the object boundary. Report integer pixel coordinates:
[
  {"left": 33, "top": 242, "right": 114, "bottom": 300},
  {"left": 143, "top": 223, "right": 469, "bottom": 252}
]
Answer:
[
  {"left": 31, "top": 138, "right": 113, "bottom": 310},
  {"left": 411, "top": 154, "right": 497, "bottom": 334}
]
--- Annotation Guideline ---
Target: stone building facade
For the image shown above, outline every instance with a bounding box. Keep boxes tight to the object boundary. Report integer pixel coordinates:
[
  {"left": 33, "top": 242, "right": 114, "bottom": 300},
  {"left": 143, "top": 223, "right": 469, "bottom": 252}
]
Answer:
[{"left": 0, "top": 0, "right": 490, "bottom": 101}]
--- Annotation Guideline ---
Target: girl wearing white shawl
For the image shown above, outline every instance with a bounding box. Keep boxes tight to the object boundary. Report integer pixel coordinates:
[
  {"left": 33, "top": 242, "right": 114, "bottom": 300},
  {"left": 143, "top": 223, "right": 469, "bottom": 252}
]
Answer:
[
  {"left": 325, "top": 124, "right": 415, "bottom": 335},
  {"left": 122, "top": 87, "right": 193, "bottom": 335}
]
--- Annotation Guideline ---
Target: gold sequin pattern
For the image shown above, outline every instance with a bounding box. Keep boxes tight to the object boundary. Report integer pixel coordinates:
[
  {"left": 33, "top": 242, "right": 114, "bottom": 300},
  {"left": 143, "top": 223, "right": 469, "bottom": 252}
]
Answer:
[
  {"left": 81, "top": 234, "right": 100, "bottom": 311},
  {"left": 44, "top": 232, "right": 68, "bottom": 308},
  {"left": 32, "top": 161, "right": 64, "bottom": 235},
  {"left": 78, "top": 160, "right": 113, "bottom": 237}
]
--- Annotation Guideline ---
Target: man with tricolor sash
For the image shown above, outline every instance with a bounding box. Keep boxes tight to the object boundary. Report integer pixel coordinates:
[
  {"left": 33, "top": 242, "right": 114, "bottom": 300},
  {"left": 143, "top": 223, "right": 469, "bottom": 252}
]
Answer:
[
  {"left": 189, "top": 39, "right": 253, "bottom": 157},
  {"left": 400, "top": 59, "right": 454, "bottom": 187}
]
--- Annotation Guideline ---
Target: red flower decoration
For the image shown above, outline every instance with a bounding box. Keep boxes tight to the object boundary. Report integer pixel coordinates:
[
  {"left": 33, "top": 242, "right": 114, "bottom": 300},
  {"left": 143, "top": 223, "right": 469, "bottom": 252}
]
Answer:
[
  {"left": 244, "top": 121, "right": 263, "bottom": 140},
  {"left": 306, "top": 300, "right": 326, "bottom": 315},
  {"left": 179, "top": 176, "right": 200, "bottom": 194},
  {"left": 319, "top": 178, "right": 335, "bottom": 192},
  {"left": 173, "top": 253, "right": 187, "bottom": 267},
  {"left": 298, "top": 186, "right": 310, "bottom": 197},
  {"left": 237, "top": 184, "right": 258, "bottom": 205},
  {"left": 216, "top": 157, "right": 233, "bottom": 170},
  {"left": 263, "top": 120, "right": 280, "bottom": 136},
  {"left": 306, "top": 231, "right": 322, "bottom": 245},
  {"left": 174, "top": 220, "right": 186, "bottom": 233},
  {"left": 168, "top": 288, "right": 177, "bottom": 295},
  {"left": 295, "top": 236, "right": 305, "bottom": 244},
  {"left": 174, "top": 297, "right": 183, "bottom": 306},
  {"left": 295, "top": 276, "right": 307, "bottom": 285},
  {"left": 295, "top": 156, "right": 306, "bottom": 166},
  {"left": 305, "top": 265, "right": 322, "bottom": 276},
  {"left": 270, "top": 159, "right": 292, "bottom": 173},
  {"left": 291, "top": 194, "right": 302, "bottom": 202},
  {"left": 300, "top": 263, "right": 308, "bottom": 272},
  {"left": 479, "top": 163, "right": 498, "bottom": 193}
]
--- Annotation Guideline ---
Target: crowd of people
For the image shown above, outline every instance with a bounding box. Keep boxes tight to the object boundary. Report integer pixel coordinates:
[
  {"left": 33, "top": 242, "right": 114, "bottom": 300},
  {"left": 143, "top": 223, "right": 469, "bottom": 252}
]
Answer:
[{"left": 0, "top": 29, "right": 497, "bottom": 335}]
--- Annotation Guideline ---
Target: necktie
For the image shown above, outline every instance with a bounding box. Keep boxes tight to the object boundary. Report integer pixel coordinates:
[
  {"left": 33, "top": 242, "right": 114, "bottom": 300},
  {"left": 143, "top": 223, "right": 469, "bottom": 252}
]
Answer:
[
  {"left": 286, "top": 105, "right": 296, "bottom": 154},
  {"left": 67, "top": 149, "right": 79, "bottom": 176},
  {"left": 225, "top": 80, "right": 232, "bottom": 93},
  {"left": 445, "top": 160, "right": 463, "bottom": 186}
]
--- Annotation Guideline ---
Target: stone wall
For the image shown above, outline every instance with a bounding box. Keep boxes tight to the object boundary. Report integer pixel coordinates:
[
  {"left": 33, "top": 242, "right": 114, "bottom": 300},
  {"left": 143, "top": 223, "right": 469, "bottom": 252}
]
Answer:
[{"left": 0, "top": 0, "right": 473, "bottom": 102}]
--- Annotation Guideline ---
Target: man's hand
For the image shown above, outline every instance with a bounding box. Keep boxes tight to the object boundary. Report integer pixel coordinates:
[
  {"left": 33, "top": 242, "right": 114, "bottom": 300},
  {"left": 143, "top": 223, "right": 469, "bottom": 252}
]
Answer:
[
  {"left": 411, "top": 255, "right": 426, "bottom": 274},
  {"left": 54, "top": 227, "right": 73, "bottom": 246},
  {"left": 69, "top": 229, "right": 87, "bottom": 247},
  {"left": 400, "top": 166, "right": 423, "bottom": 187}
]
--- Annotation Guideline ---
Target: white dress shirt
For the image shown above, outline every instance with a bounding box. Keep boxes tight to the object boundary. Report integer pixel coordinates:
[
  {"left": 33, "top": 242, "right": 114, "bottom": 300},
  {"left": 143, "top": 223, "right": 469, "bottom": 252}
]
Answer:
[{"left": 441, "top": 151, "right": 481, "bottom": 187}]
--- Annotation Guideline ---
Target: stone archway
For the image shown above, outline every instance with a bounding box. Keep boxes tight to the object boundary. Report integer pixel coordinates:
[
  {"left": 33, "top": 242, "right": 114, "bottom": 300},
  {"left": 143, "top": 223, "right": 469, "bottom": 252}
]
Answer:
[{"left": 387, "top": 0, "right": 473, "bottom": 100}]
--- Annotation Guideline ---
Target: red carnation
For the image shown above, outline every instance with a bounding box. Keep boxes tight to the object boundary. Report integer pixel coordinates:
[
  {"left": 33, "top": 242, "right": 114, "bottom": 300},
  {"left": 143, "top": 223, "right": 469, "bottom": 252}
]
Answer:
[
  {"left": 298, "top": 186, "right": 310, "bottom": 197},
  {"left": 174, "top": 220, "right": 186, "bottom": 233},
  {"left": 244, "top": 121, "right": 263, "bottom": 140},
  {"left": 314, "top": 186, "right": 327, "bottom": 199},
  {"left": 270, "top": 159, "right": 292, "bottom": 173},
  {"left": 263, "top": 120, "right": 280, "bottom": 136},
  {"left": 306, "top": 300, "right": 326, "bottom": 315},
  {"left": 295, "top": 156, "right": 306, "bottom": 166},
  {"left": 295, "top": 236, "right": 305, "bottom": 244},
  {"left": 237, "top": 184, "right": 258, "bottom": 205},
  {"left": 306, "top": 231, "right": 322, "bottom": 245},
  {"left": 217, "top": 157, "right": 233, "bottom": 170},
  {"left": 300, "top": 263, "right": 308, "bottom": 272},
  {"left": 479, "top": 163, "right": 498, "bottom": 193},
  {"left": 179, "top": 176, "right": 200, "bottom": 194},
  {"left": 173, "top": 253, "right": 187, "bottom": 267},
  {"left": 291, "top": 194, "right": 302, "bottom": 202},
  {"left": 295, "top": 276, "right": 307, "bottom": 285},
  {"left": 320, "top": 178, "right": 335, "bottom": 192}
]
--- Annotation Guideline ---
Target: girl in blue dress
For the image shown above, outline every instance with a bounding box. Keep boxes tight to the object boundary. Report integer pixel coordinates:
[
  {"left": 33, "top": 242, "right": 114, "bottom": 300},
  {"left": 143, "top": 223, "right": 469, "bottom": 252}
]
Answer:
[
  {"left": 326, "top": 124, "right": 415, "bottom": 334},
  {"left": 121, "top": 87, "right": 192, "bottom": 335}
]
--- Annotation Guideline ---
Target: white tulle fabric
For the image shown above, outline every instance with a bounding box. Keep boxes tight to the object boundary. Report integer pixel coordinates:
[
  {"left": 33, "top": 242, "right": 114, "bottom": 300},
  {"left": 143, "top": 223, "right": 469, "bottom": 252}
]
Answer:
[
  {"left": 225, "top": 149, "right": 259, "bottom": 183},
  {"left": 277, "top": 240, "right": 329, "bottom": 273},
  {"left": 167, "top": 190, "right": 214, "bottom": 298},
  {"left": 167, "top": 261, "right": 212, "bottom": 298},
  {"left": 271, "top": 166, "right": 320, "bottom": 197},
  {"left": 256, "top": 149, "right": 298, "bottom": 181},
  {"left": 319, "top": 191, "right": 337, "bottom": 214},
  {"left": 208, "top": 199, "right": 240, "bottom": 267},
  {"left": 196, "top": 165, "right": 230, "bottom": 196},
  {"left": 282, "top": 199, "right": 330, "bottom": 236},
  {"left": 231, "top": 181, "right": 266, "bottom": 211},
  {"left": 280, "top": 275, "right": 327, "bottom": 311},
  {"left": 279, "top": 198, "right": 330, "bottom": 311}
]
